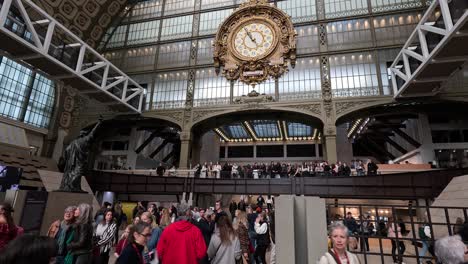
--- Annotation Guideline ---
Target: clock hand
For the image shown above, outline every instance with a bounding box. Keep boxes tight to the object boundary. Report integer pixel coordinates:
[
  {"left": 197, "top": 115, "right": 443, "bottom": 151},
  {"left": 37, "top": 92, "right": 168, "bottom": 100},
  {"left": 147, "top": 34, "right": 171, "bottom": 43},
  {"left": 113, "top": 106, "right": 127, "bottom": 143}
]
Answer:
[{"left": 244, "top": 28, "right": 257, "bottom": 44}]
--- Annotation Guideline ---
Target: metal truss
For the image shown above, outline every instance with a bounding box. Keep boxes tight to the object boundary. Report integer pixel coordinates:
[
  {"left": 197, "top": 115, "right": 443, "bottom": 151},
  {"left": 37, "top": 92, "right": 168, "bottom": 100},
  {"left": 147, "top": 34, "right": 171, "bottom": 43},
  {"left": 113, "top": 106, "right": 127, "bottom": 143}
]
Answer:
[
  {"left": 0, "top": 0, "right": 145, "bottom": 113},
  {"left": 390, "top": 0, "right": 468, "bottom": 98}
]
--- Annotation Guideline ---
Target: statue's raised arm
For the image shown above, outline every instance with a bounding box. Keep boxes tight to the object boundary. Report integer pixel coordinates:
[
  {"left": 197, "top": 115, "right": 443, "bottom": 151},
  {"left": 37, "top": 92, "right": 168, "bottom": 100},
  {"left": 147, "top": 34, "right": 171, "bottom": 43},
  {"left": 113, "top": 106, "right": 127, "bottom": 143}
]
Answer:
[
  {"left": 84, "top": 118, "right": 103, "bottom": 142},
  {"left": 58, "top": 117, "right": 103, "bottom": 192}
]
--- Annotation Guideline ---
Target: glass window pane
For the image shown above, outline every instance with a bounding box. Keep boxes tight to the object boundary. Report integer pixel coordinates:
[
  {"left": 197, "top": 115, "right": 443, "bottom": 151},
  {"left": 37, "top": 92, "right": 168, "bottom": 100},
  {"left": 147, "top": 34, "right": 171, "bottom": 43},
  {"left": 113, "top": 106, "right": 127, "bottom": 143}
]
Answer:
[
  {"left": 160, "top": 15, "right": 193, "bottom": 41},
  {"left": 194, "top": 68, "right": 230, "bottom": 106},
  {"left": 157, "top": 41, "right": 191, "bottom": 68},
  {"left": 123, "top": 46, "right": 157, "bottom": 72},
  {"left": 152, "top": 71, "right": 188, "bottom": 109},
  {"left": 277, "top": 0, "right": 317, "bottom": 23},
  {"left": 164, "top": 0, "right": 195, "bottom": 15},
  {"left": 196, "top": 38, "right": 214, "bottom": 65},
  {"left": 128, "top": 0, "right": 163, "bottom": 21},
  {"left": 373, "top": 13, "right": 421, "bottom": 46},
  {"left": 330, "top": 52, "right": 380, "bottom": 97},
  {"left": 296, "top": 25, "right": 319, "bottom": 54},
  {"left": 371, "top": 0, "right": 423, "bottom": 13},
  {"left": 279, "top": 57, "right": 321, "bottom": 101},
  {"left": 199, "top": 9, "right": 233, "bottom": 36},
  {"left": 327, "top": 19, "right": 373, "bottom": 51},
  {"left": 325, "top": 0, "right": 368, "bottom": 19},
  {"left": 127, "top": 20, "right": 160, "bottom": 45}
]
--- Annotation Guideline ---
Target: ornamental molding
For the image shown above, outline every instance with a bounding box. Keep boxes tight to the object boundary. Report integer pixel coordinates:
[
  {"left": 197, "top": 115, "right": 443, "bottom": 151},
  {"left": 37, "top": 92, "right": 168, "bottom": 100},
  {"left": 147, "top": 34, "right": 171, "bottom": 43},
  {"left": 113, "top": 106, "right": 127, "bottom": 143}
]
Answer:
[
  {"left": 233, "top": 90, "right": 274, "bottom": 104},
  {"left": 192, "top": 109, "right": 227, "bottom": 123},
  {"left": 286, "top": 103, "right": 322, "bottom": 116},
  {"left": 335, "top": 99, "right": 392, "bottom": 116},
  {"left": 237, "top": 102, "right": 271, "bottom": 111},
  {"left": 154, "top": 111, "right": 184, "bottom": 124}
]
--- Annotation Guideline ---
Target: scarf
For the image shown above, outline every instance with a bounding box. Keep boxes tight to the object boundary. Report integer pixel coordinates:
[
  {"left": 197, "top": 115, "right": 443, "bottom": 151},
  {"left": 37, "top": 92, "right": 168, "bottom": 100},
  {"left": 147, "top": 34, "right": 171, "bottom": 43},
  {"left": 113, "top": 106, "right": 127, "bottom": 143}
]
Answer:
[
  {"left": 57, "top": 221, "right": 71, "bottom": 255},
  {"left": 63, "top": 229, "right": 75, "bottom": 264}
]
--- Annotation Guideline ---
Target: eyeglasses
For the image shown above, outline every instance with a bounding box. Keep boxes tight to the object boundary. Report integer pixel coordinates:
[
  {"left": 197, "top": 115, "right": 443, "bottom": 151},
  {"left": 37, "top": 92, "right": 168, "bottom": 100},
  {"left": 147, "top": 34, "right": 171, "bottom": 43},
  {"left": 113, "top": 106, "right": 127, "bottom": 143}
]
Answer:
[{"left": 139, "top": 232, "right": 152, "bottom": 238}]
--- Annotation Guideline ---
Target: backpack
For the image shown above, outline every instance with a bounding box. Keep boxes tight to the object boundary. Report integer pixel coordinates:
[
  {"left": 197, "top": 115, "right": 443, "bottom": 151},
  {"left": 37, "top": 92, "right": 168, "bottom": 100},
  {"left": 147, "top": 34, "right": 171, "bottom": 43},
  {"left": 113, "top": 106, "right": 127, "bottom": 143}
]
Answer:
[{"left": 419, "top": 226, "right": 428, "bottom": 239}]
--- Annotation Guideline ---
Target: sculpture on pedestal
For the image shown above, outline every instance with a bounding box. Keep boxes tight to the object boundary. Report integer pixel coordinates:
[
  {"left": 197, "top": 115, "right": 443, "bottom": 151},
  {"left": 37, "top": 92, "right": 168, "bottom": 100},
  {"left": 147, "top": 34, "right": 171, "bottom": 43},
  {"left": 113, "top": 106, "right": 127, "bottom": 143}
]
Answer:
[{"left": 58, "top": 118, "right": 102, "bottom": 192}]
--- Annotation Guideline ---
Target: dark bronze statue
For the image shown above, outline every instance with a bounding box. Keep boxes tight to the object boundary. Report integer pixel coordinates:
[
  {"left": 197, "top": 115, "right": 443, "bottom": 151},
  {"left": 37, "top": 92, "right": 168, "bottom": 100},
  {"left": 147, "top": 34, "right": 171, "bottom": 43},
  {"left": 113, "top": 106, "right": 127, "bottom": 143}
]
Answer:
[{"left": 58, "top": 119, "right": 102, "bottom": 192}]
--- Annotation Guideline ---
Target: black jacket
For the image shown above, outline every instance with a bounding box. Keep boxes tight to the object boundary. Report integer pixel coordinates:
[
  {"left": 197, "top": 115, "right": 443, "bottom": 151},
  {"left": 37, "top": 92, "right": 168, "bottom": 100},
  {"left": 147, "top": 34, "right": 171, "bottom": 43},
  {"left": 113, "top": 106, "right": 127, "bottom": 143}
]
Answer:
[
  {"left": 238, "top": 201, "right": 246, "bottom": 211},
  {"left": 67, "top": 223, "right": 93, "bottom": 256},
  {"left": 116, "top": 242, "right": 144, "bottom": 264},
  {"left": 229, "top": 202, "right": 238, "bottom": 214},
  {"left": 194, "top": 218, "right": 213, "bottom": 247},
  {"left": 257, "top": 197, "right": 265, "bottom": 207}
]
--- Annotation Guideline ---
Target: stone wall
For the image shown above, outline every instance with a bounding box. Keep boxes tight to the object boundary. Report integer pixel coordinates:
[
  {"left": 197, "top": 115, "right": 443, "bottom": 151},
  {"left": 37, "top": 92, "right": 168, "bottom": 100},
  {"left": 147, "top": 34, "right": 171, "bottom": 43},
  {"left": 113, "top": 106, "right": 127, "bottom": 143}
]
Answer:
[{"left": 429, "top": 175, "right": 468, "bottom": 239}]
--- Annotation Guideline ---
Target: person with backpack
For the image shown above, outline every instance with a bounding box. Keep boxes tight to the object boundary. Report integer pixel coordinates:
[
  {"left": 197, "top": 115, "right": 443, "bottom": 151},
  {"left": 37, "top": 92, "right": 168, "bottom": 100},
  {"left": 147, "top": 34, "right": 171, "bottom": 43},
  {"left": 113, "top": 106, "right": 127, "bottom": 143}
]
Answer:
[{"left": 419, "top": 222, "right": 434, "bottom": 264}]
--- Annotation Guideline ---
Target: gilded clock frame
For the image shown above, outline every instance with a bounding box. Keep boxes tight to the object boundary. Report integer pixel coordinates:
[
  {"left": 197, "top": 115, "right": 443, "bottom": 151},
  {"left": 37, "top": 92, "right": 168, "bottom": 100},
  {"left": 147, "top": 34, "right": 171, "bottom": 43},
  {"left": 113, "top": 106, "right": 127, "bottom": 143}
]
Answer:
[{"left": 213, "top": 0, "right": 297, "bottom": 87}]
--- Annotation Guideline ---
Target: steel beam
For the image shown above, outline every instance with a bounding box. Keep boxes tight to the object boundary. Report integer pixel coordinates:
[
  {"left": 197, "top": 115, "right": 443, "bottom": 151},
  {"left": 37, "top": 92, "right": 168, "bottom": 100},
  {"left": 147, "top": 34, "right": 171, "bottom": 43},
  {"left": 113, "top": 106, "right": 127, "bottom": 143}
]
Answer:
[
  {"left": 149, "top": 139, "right": 170, "bottom": 159},
  {"left": 367, "top": 136, "right": 396, "bottom": 160},
  {"left": 135, "top": 131, "right": 159, "bottom": 154},
  {"left": 383, "top": 136, "right": 408, "bottom": 155},
  {"left": 0, "top": 0, "right": 145, "bottom": 113},
  {"left": 393, "top": 128, "right": 421, "bottom": 148}
]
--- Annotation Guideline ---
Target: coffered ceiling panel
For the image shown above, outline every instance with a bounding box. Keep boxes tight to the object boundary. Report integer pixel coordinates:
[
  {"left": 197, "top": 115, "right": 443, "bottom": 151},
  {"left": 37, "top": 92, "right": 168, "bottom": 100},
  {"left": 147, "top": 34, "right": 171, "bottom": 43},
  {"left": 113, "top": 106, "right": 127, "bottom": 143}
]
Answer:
[{"left": 32, "top": 0, "right": 127, "bottom": 48}]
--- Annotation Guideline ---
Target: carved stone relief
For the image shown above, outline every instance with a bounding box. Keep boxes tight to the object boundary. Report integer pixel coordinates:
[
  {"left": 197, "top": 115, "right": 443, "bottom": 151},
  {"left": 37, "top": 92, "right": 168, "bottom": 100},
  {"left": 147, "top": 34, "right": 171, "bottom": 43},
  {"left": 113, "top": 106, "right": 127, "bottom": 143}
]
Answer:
[
  {"left": 154, "top": 111, "right": 184, "bottom": 124},
  {"left": 192, "top": 109, "right": 227, "bottom": 123},
  {"left": 287, "top": 104, "right": 322, "bottom": 117},
  {"left": 335, "top": 100, "right": 390, "bottom": 116}
]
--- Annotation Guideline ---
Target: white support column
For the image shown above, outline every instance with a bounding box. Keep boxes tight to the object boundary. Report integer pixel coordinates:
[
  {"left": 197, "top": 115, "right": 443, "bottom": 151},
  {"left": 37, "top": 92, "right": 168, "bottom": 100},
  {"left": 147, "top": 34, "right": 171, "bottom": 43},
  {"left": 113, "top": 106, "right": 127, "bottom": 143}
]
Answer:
[
  {"left": 417, "top": 113, "right": 435, "bottom": 164},
  {"left": 75, "top": 45, "right": 86, "bottom": 72},
  {"left": 42, "top": 21, "right": 55, "bottom": 53},
  {"left": 0, "top": 0, "right": 13, "bottom": 27},
  {"left": 188, "top": 192, "right": 193, "bottom": 206}
]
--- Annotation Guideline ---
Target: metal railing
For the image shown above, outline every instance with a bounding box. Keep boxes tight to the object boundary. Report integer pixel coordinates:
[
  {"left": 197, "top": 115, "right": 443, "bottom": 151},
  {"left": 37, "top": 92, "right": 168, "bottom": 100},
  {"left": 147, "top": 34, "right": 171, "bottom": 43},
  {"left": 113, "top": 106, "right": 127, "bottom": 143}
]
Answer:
[
  {"left": 327, "top": 201, "right": 468, "bottom": 264},
  {"left": 87, "top": 168, "right": 468, "bottom": 199}
]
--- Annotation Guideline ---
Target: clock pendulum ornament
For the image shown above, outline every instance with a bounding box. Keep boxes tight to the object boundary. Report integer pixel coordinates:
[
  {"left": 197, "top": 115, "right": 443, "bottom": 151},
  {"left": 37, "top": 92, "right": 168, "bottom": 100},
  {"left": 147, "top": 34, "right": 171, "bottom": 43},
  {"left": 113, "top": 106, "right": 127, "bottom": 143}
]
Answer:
[{"left": 213, "top": 0, "right": 297, "bottom": 90}]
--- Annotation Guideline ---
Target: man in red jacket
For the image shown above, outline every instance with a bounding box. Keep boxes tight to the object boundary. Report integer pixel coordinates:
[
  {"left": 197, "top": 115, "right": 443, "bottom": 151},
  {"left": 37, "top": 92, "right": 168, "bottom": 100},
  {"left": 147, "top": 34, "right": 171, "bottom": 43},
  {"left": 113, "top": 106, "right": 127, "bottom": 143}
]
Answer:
[{"left": 157, "top": 203, "right": 206, "bottom": 264}]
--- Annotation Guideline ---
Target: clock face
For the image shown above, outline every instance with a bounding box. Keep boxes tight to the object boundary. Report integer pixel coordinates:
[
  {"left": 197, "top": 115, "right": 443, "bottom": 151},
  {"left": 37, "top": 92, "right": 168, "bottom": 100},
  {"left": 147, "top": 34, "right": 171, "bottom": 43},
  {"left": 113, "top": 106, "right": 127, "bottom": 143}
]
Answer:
[{"left": 232, "top": 21, "right": 276, "bottom": 60}]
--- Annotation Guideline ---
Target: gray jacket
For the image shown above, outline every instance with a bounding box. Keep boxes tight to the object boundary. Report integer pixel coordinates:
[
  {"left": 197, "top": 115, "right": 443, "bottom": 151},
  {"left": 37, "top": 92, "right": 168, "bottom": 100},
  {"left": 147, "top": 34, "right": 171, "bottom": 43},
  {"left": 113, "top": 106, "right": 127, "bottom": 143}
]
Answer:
[{"left": 207, "top": 232, "right": 241, "bottom": 264}]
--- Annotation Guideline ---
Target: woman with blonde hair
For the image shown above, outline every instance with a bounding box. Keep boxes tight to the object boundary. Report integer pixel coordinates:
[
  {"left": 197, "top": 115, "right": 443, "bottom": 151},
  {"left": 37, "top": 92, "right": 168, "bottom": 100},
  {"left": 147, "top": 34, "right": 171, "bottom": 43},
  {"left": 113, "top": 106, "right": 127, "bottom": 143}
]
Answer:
[
  {"left": 319, "top": 222, "right": 360, "bottom": 264},
  {"left": 234, "top": 211, "right": 250, "bottom": 263},
  {"left": 159, "top": 208, "right": 171, "bottom": 229}
]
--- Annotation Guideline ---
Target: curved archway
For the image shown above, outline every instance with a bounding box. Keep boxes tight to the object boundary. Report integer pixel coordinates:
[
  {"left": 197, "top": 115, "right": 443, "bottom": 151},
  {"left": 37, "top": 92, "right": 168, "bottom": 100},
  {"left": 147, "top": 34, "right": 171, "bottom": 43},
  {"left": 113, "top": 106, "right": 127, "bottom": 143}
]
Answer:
[
  {"left": 334, "top": 98, "right": 394, "bottom": 124},
  {"left": 80, "top": 115, "right": 182, "bottom": 170},
  {"left": 190, "top": 105, "right": 324, "bottom": 132},
  {"left": 191, "top": 108, "right": 324, "bottom": 136},
  {"left": 335, "top": 99, "right": 468, "bottom": 164},
  {"left": 186, "top": 108, "right": 325, "bottom": 168}
]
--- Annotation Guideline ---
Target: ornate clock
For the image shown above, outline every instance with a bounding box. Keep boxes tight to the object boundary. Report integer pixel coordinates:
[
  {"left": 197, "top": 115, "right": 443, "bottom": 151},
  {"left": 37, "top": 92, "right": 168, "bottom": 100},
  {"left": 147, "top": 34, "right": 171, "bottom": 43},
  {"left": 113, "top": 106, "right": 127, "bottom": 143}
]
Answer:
[{"left": 213, "top": 0, "right": 297, "bottom": 87}]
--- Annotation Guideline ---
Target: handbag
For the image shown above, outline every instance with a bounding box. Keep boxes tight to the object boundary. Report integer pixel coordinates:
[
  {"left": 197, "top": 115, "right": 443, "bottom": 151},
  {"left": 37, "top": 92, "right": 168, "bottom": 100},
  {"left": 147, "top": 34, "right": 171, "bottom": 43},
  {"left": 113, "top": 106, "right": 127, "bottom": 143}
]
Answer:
[{"left": 248, "top": 241, "right": 255, "bottom": 254}]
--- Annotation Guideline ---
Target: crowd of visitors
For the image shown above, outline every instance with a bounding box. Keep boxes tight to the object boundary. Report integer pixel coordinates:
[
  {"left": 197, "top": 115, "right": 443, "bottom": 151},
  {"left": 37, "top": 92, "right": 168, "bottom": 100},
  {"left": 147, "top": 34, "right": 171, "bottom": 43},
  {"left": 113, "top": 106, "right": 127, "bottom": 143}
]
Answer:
[
  {"left": 192, "top": 159, "right": 378, "bottom": 179},
  {"left": 0, "top": 196, "right": 277, "bottom": 264},
  {"left": 2, "top": 196, "right": 468, "bottom": 264}
]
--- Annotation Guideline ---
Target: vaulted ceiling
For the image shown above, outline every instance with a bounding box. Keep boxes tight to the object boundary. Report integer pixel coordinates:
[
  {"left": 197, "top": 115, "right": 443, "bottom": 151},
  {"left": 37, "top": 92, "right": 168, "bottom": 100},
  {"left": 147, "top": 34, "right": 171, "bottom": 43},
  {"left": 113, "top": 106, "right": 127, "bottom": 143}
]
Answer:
[{"left": 32, "top": 0, "right": 128, "bottom": 48}]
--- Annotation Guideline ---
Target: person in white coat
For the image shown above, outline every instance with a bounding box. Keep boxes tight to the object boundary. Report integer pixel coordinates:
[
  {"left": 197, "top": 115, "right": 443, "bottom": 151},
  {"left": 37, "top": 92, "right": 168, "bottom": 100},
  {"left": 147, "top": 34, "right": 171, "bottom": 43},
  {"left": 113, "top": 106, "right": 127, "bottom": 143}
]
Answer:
[
  {"left": 201, "top": 163, "right": 207, "bottom": 178},
  {"left": 319, "top": 222, "right": 360, "bottom": 264}
]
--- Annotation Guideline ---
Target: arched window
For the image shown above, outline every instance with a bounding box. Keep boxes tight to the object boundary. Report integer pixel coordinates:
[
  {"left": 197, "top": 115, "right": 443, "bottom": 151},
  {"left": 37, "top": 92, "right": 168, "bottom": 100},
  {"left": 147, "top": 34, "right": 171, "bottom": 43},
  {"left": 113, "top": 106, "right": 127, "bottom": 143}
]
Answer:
[{"left": 0, "top": 57, "right": 55, "bottom": 129}]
